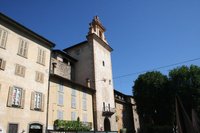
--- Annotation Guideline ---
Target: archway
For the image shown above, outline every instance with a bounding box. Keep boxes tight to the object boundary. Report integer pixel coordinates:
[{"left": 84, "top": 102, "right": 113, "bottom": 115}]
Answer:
[
  {"left": 29, "top": 123, "right": 42, "bottom": 133},
  {"left": 104, "top": 117, "right": 111, "bottom": 131}
]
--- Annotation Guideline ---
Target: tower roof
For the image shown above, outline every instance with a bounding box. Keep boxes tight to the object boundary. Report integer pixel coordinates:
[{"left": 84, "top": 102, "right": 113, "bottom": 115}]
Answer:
[{"left": 90, "top": 16, "right": 106, "bottom": 31}]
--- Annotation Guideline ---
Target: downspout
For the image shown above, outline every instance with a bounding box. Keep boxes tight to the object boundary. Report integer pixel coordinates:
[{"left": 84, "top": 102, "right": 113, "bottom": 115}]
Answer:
[{"left": 46, "top": 50, "right": 52, "bottom": 133}]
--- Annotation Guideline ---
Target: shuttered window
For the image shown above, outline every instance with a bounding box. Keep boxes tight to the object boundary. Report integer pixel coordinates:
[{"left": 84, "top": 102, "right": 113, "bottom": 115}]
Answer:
[
  {"left": 0, "top": 28, "right": 8, "bottom": 49},
  {"left": 7, "top": 86, "right": 25, "bottom": 108},
  {"left": 58, "top": 93, "right": 64, "bottom": 106},
  {"left": 83, "top": 113, "right": 87, "bottom": 122},
  {"left": 71, "top": 89, "right": 76, "bottom": 109},
  {"left": 59, "top": 81, "right": 64, "bottom": 92},
  {"left": 15, "top": 64, "right": 26, "bottom": 77},
  {"left": 35, "top": 71, "right": 44, "bottom": 83},
  {"left": 57, "top": 110, "right": 63, "bottom": 120},
  {"left": 37, "top": 48, "right": 46, "bottom": 65},
  {"left": 82, "top": 92, "right": 87, "bottom": 111},
  {"left": 71, "top": 112, "right": 76, "bottom": 121},
  {"left": 0, "top": 58, "right": 6, "bottom": 70},
  {"left": 17, "top": 39, "right": 28, "bottom": 58},
  {"left": 30, "top": 91, "right": 44, "bottom": 111}
]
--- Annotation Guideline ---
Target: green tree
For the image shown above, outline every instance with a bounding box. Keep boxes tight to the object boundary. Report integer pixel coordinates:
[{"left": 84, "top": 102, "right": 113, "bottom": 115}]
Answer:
[
  {"left": 133, "top": 71, "right": 174, "bottom": 133},
  {"left": 169, "top": 65, "right": 200, "bottom": 118}
]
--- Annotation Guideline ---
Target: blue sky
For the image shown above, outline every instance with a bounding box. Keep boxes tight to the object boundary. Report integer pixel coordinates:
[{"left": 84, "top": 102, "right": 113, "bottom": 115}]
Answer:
[{"left": 1, "top": 0, "right": 200, "bottom": 95}]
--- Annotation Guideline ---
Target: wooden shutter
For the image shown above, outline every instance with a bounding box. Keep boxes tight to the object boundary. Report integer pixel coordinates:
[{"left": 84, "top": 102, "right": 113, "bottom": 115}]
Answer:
[
  {"left": 0, "top": 59, "right": 6, "bottom": 70},
  {"left": 7, "top": 87, "right": 13, "bottom": 107},
  {"left": 41, "top": 73, "right": 44, "bottom": 83},
  {"left": 20, "top": 89, "right": 25, "bottom": 109},
  {"left": 24, "top": 41, "right": 28, "bottom": 57},
  {"left": 41, "top": 94, "right": 45, "bottom": 111},
  {"left": 42, "top": 50, "right": 46, "bottom": 65},
  {"left": 0, "top": 29, "right": 2, "bottom": 39},
  {"left": 1, "top": 60, "right": 6, "bottom": 70},
  {"left": 15, "top": 64, "right": 20, "bottom": 75},
  {"left": 1, "top": 30, "right": 7, "bottom": 48},
  {"left": 22, "top": 67, "right": 26, "bottom": 77},
  {"left": 30, "top": 92, "right": 35, "bottom": 110}
]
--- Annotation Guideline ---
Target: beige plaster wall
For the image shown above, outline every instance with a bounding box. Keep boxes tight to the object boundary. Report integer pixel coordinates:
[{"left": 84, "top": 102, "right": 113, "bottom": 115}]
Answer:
[
  {"left": 0, "top": 24, "right": 51, "bottom": 133},
  {"left": 48, "top": 78, "right": 94, "bottom": 130},
  {"left": 92, "top": 38, "right": 117, "bottom": 131}
]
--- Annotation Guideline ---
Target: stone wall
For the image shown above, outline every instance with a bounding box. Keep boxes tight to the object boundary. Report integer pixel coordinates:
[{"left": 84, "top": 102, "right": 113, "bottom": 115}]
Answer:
[{"left": 51, "top": 58, "right": 71, "bottom": 80}]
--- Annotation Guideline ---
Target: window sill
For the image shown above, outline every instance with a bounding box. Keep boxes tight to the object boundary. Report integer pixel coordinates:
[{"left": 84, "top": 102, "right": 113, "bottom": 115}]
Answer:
[
  {"left": 37, "top": 62, "right": 45, "bottom": 66},
  {"left": 15, "top": 74, "right": 25, "bottom": 78},
  {"left": 35, "top": 80, "right": 44, "bottom": 84},
  {"left": 57, "top": 104, "right": 64, "bottom": 107},
  {"left": 7, "top": 105, "right": 22, "bottom": 109},
  {"left": 32, "top": 108, "right": 43, "bottom": 112},
  {"left": 17, "top": 53, "right": 28, "bottom": 59},
  {"left": 0, "top": 46, "right": 6, "bottom": 50}
]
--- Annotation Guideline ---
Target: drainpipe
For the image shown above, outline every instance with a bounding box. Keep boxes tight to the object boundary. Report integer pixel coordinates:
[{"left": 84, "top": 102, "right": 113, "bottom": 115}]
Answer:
[{"left": 46, "top": 50, "right": 52, "bottom": 133}]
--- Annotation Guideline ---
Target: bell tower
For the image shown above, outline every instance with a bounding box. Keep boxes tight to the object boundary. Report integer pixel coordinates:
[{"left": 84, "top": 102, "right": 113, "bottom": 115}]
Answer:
[
  {"left": 88, "top": 16, "right": 108, "bottom": 43},
  {"left": 87, "top": 16, "right": 117, "bottom": 131},
  {"left": 64, "top": 16, "right": 117, "bottom": 131}
]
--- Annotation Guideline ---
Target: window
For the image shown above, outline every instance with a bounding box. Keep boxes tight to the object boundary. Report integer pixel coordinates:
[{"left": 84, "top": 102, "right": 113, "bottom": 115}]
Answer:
[
  {"left": 102, "top": 61, "right": 105, "bottom": 66},
  {"left": 8, "top": 123, "right": 18, "bottom": 133},
  {"left": 35, "top": 92, "right": 42, "bottom": 109},
  {"left": 83, "top": 114, "right": 87, "bottom": 122},
  {"left": 0, "top": 28, "right": 8, "bottom": 49},
  {"left": 109, "top": 80, "right": 111, "bottom": 85},
  {"left": 17, "top": 39, "right": 28, "bottom": 58},
  {"left": 82, "top": 92, "right": 87, "bottom": 111},
  {"left": 71, "top": 96, "right": 76, "bottom": 109},
  {"left": 0, "top": 58, "right": 6, "bottom": 70},
  {"left": 58, "top": 93, "right": 64, "bottom": 106},
  {"left": 57, "top": 110, "right": 63, "bottom": 120},
  {"left": 15, "top": 64, "right": 26, "bottom": 77},
  {"left": 35, "top": 71, "right": 44, "bottom": 83},
  {"left": 59, "top": 81, "right": 64, "bottom": 92},
  {"left": 71, "top": 89, "right": 76, "bottom": 108},
  {"left": 30, "top": 91, "right": 44, "bottom": 111},
  {"left": 37, "top": 48, "right": 46, "bottom": 65},
  {"left": 71, "top": 112, "right": 76, "bottom": 121},
  {"left": 7, "top": 86, "right": 25, "bottom": 108},
  {"left": 99, "top": 30, "right": 103, "bottom": 39}
]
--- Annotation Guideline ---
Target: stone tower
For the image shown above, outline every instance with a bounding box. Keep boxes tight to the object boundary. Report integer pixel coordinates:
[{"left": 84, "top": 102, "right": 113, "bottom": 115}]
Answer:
[{"left": 64, "top": 16, "right": 117, "bottom": 131}]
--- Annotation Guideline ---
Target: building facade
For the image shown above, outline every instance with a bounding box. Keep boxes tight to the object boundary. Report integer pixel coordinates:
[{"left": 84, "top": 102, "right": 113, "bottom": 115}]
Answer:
[
  {"left": 0, "top": 13, "right": 140, "bottom": 133},
  {"left": 64, "top": 16, "right": 117, "bottom": 131},
  {"left": 115, "top": 90, "right": 140, "bottom": 133},
  {"left": 0, "top": 13, "right": 54, "bottom": 133},
  {"left": 47, "top": 50, "right": 95, "bottom": 130}
]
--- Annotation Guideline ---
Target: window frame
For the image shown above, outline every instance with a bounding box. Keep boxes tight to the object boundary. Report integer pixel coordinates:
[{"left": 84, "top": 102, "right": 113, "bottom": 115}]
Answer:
[
  {"left": 17, "top": 38, "right": 28, "bottom": 58},
  {"left": 35, "top": 71, "right": 44, "bottom": 83},
  {"left": 7, "top": 86, "right": 25, "bottom": 109},
  {"left": 37, "top": 48, "right": 46, "bottom": 65},
  {"left": 0, "top": 28, "right": 8, "bottom": 49},
  {"left": 15, "top": 64, "right": 26, "bottom": 77}
]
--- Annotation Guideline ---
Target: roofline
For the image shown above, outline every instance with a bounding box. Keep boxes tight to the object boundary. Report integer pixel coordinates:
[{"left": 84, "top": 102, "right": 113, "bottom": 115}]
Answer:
[
  {"left": 0, "top": 13, "right": 55, "bottom": 48},
  {"left": 52, "top": 50, "right": 78, "bottom": 62},
  {"left": 114, "top": 89, "right": 133, "bottom": 98},
  {"left": 50, "top": 74, "right": 96, "bottom": 93},
  {"left": 63, "top": 41, "right": 88, "bottom": 52}
]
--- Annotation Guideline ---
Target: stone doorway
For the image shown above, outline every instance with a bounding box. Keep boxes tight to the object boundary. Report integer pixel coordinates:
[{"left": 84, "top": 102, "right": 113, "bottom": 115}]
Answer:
[{"left": 104, "top": 117, "right": 111, "bottom": 131}]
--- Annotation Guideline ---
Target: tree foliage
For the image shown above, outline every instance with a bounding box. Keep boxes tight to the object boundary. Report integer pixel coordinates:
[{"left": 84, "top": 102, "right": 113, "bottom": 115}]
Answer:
[
  {"left": 133, "top": 65, "right": 200, "bottom": 133},
  {"left": 133, "top": 71, "right": 174, "bottom": 132},
  {"left": 169, "top": 65, "right": 200, "bottom": 118}
]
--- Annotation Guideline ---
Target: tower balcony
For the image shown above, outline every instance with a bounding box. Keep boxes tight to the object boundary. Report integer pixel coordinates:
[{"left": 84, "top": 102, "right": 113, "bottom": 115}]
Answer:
[{"left": 102, "top": 105, "right": 116, "bottom": 116}]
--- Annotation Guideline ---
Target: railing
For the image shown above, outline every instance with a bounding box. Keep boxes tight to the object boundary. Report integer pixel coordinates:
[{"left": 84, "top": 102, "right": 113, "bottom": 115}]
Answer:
[
  {"left": 102, "top": 105, "right": 115, "bottom": 116},
  {"left": 47, "top": 131, "right": 118, "bottom": 133}
]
